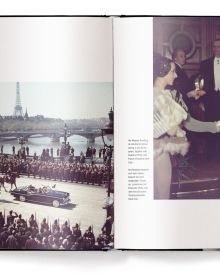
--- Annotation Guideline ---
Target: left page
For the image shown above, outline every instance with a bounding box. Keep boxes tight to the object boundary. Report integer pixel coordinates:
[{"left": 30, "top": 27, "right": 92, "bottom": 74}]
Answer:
[{"left": 0, "top": 16, "right": 114, "bottom": 250}]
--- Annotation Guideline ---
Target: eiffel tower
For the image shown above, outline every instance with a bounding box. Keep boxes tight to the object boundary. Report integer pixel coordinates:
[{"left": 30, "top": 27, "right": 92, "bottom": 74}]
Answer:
[{"left": 13, "top": 82, "right": 24, "bottom": 117}]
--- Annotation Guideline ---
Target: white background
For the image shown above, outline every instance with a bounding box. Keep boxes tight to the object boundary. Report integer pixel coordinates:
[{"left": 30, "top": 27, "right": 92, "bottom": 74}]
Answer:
[{"left": 1, "top": 1, "right": 220, "bottom": 280}]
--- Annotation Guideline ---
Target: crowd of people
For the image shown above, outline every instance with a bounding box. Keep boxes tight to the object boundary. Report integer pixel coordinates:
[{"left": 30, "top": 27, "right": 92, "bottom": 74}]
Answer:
[
  {"left": 0, "top": 143, "right": 111, "bottom": 163},
  {"left": 1, "top": 143, "right": 76, "bottom": 161},
  {"left": 39, "top": 143, "right": 74, "bottom": 161},
  {"left": 0, "top": 156, "right": 113, "bottom": 188},
  {"left": 0, "top": 210, "right": 114, "bottom": 250}
]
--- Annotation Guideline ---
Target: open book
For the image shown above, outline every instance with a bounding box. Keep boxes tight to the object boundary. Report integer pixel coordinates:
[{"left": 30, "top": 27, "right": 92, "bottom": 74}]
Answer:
[{"left": 1, "top": 16, "right": 220, "bottom": 250}]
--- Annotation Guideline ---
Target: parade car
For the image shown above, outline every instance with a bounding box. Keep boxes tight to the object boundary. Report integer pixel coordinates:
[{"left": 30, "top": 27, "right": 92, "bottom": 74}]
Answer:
[{"left": 10, "top": 184, "right": 71, "bottom": 208}]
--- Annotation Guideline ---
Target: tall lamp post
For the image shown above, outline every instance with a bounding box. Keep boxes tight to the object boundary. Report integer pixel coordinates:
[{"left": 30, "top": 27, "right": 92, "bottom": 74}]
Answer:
[
  {"left": 101, "top": 107, "right": 114, "bottom": 198},
  {"left": 18, "top": 136, "right": 26, "bottom": 159},
  {"left": 64, "top": 123, "right": 68, "bottom": 146}
]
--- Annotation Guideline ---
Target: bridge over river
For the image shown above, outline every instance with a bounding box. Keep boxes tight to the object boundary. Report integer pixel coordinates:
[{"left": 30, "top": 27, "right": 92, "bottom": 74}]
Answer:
[{"left": 0, "top": 129, "right": 101, "bottom": 143}]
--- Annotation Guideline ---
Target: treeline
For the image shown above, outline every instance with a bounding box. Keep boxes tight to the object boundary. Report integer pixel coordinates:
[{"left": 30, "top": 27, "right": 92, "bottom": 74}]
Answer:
[
  {"left": 0, "top": 118, "right": 108, "bottom": 131},
  {"left": 0, "top": 119, "right": 64, "bottom": 131}
]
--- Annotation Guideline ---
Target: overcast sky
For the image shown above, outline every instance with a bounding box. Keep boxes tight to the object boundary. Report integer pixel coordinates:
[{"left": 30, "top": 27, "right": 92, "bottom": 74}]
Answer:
[{"left": 0, "top": 82, "right": 113, "bottom": 120}]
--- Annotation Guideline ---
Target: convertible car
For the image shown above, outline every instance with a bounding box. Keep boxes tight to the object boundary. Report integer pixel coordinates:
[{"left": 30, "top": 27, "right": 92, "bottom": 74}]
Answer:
[{"left": 10, "top": 185, "right": 71, "bottom": 208}]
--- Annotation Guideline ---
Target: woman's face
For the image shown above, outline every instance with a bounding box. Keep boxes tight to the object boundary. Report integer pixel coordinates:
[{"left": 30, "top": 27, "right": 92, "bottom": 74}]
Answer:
[{"left": 164, "top": 62, "right": 177, "bottom": 86}]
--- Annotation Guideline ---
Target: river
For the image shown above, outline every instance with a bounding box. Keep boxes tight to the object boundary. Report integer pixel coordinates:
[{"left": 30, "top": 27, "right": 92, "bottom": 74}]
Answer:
[{"left": 0, "top": 135, "right": 113, "bottom": 157}]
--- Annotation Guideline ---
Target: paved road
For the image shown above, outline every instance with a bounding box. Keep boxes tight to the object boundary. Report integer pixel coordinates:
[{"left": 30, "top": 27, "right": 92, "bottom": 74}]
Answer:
[{"left": 0, "top": 176, "right": 109, "bottom": 237}]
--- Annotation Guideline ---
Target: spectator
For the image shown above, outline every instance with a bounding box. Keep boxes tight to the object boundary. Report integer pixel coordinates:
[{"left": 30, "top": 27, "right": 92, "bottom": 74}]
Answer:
[{"left": 0, "top": 211, "right": 114, "bottom": 250}]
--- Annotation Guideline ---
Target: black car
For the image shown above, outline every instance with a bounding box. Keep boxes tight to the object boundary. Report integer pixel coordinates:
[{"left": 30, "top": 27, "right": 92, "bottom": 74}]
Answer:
[{"left": 10, "top": 184, "right": 71, "bottom": 208}]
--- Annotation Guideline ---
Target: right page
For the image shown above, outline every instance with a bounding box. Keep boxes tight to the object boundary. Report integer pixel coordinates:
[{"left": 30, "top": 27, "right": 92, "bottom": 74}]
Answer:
[{"left": 114, "top": 16, "right": 220, "bottom": 250}]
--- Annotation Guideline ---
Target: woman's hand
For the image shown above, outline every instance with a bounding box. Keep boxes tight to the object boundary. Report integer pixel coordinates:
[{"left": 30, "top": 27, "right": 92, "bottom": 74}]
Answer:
[{"left": 187, "top": 90, "right": 206, "bottom": 100}]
